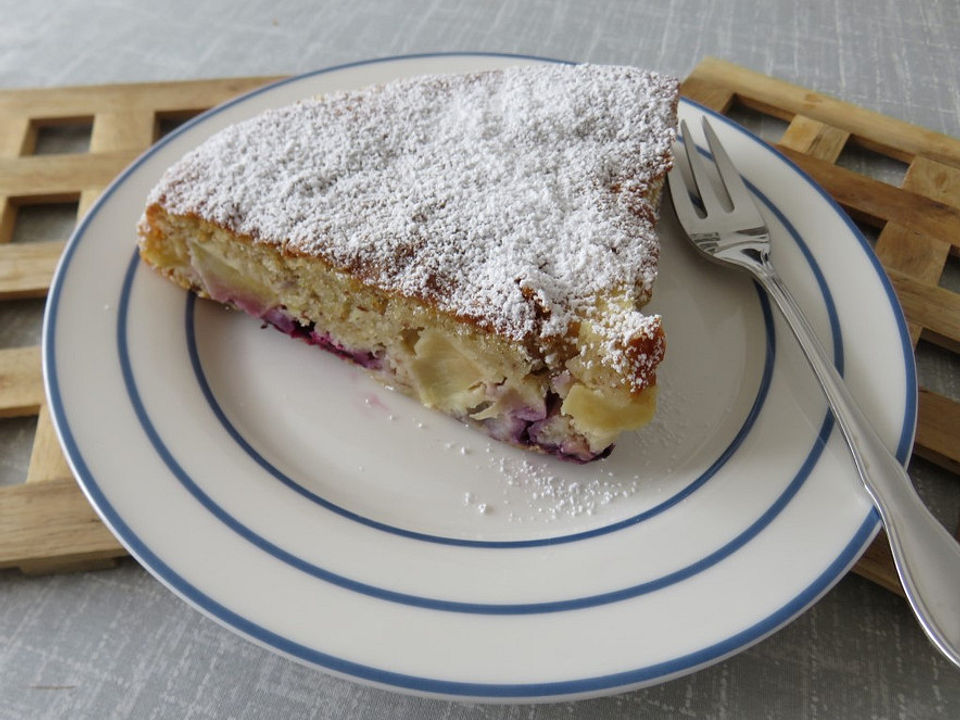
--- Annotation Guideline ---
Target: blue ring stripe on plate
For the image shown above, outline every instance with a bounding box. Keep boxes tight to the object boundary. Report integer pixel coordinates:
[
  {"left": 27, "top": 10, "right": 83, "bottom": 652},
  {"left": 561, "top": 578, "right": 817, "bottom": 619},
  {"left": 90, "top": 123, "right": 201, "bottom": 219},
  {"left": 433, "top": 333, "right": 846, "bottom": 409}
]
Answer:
[
  {"left": 115, "top": 176, "right": 829, "bottom": 613},
  {"left": 172, "top": 105, "right": 829, "bottom": 550},
  {"left": 40, "top": 396, "right": 879, "bottom": 696},
  {"left": 179, "top": 144, "right": 849, "bottom": 547},
  {"left": 114, "top": 76, "right": 855, "bottom": 610},
  {"left": 43, "top": 53, "right": 915, "bottom": 696},
  {"left": 183, "top": 286, "right": 774, "bottom": 548},
  {"left": 181, "top": 112, "right": 891, "bottom": 548},
  {"left": 122, "top": 248, "right": 829, "bottom": 616}
]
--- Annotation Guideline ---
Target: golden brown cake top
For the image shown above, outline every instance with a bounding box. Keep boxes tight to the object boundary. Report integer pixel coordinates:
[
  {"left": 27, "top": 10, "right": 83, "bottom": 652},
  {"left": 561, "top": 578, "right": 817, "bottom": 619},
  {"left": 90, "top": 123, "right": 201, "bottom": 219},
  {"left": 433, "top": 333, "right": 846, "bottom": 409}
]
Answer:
[{"left": 149, "top": 64, "right": 677, "bottom": 371}]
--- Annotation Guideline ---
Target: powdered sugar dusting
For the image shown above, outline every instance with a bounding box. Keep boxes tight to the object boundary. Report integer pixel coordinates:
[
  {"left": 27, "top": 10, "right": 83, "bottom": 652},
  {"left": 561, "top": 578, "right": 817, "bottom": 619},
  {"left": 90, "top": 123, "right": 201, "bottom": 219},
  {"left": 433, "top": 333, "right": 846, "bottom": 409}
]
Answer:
[
  {"left": 150, "top": 63, "right": 677, "bottom": 347},
  {"left": 449, "top": 438, "right": 647, "bottom": 522}
]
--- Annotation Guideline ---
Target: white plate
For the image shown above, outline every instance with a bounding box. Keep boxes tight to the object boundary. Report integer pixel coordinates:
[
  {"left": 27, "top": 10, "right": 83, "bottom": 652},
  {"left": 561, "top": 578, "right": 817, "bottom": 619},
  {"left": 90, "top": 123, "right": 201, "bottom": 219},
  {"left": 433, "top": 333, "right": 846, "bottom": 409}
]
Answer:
[{"left": 44, "top": 53, "right": 916, "bottom": 702}]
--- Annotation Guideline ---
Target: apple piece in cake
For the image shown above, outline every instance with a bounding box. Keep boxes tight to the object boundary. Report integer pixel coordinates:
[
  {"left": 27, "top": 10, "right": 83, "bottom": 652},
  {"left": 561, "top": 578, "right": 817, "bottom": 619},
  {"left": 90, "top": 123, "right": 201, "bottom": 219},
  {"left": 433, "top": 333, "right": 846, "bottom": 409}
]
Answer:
[{"left": 137, "top": 63, "right": 677, "bottom": 462}]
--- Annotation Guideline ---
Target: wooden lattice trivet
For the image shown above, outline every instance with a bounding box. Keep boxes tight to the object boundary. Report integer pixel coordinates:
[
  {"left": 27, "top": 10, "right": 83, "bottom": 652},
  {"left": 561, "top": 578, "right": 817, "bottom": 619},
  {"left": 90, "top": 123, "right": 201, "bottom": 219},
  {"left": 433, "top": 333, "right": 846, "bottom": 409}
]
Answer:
[
  {"left": 0, "top": 76, "right": 281, "bottom": 573},
  {"left": 0, "top": 59, "right": 957, "bottom": 593}
]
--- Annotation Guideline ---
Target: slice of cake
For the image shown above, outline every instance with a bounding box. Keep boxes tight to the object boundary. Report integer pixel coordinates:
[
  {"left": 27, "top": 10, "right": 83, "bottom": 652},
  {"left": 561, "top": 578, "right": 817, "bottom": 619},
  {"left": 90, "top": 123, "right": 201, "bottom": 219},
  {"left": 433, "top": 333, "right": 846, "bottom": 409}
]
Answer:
[{"left": 138, "top": 64, "right": 677, "bottom": 462}]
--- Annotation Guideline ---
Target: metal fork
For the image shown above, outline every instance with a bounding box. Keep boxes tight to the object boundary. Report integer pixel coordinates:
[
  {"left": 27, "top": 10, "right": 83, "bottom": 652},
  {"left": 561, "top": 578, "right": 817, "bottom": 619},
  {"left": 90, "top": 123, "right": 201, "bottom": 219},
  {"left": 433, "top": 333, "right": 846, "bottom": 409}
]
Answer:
[{"left": 668, "top": 117, "right": 960, "bottom": 669}]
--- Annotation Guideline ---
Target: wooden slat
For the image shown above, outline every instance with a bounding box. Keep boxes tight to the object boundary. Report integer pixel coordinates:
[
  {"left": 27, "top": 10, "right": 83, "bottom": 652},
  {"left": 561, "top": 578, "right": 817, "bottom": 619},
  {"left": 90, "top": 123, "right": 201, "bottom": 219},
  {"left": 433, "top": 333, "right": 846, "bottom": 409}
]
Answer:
[
  {"left": 0, "top": 195, "right": 16, "bottom": 244},
  {"left": 89, "top": 110, "right": 157, "bottom": 153},
  {"left": 877, "top": 157, "right": 959, "bottom": 275},
  {"left": 19, "top": 556, "right": 120, "bottom": 575},
  {"left": 905, "top": 155, "right": 960, "bottom": 205},
  {"left": 26, "top": 402, "right": 74, "bottom": 484},
  {"left": 0, "top": 112, "right": 30, "bottom": 245},
  {"left": 0, "top": 150, "right": 138, "bottom": 199},
  {"left": 687, "top": 56, "right": 960, "bottom": 167},
  {"left": 0, "top": 112, "right": 35, "bottom": 156},
  {"left": 0, "top": 240, "right": 64, "bottom": 298},
  {"left": 0, "top": 75, "right": 277, "bottom": 575},
  {"left": 77, "top": 187, "right": 104, "bottom": 220},
  {"left": 0, "top": 76, "right": 283, "bottom": 119},
  {"left": 920, "top": 329, "right": 960, "bottom": 357},
  {"left": 0, "top": 345, "right": 44, "bottom": 417},
  {"left": 854, "top": 530, "right": 904, "bottom": 597},
  {"left": 887, "top": 269, "right": 960, "bottom": 344},
  {"left": 914, "top": 389, "right": 960, "bottom": 475},
  {"left": 779, "top": 114, "right": 849, "bottom": 162},
  {"left": 776, "top": 146, "right": 960, "bottom": 243},
  {"left": 875, "top": 225, "right": 951, "bottom": 291},
  {"left": 678, "top": 75, "right": 735, "bottom": 113},
  {"left": 0, "top": 478, "right": 125, "bottom": 569},
  {"left": 875, "top": 157, "right": 957, "bottom": 345}
]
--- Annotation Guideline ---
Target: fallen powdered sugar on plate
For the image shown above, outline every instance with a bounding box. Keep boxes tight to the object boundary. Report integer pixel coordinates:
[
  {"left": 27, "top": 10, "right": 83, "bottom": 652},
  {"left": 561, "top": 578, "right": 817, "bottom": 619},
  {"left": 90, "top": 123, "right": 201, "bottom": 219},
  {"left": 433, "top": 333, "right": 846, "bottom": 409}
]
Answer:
[{"left": 447, "top": 370, "right": 710, "bottom": 523}]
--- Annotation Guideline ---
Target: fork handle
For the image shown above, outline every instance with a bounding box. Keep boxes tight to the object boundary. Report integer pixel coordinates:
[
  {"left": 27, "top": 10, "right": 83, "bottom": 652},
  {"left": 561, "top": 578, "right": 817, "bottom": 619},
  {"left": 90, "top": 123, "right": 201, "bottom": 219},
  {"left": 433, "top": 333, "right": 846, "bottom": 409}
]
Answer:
[{"left": 757, "top": 263, "right": 960, "bottom": 668}]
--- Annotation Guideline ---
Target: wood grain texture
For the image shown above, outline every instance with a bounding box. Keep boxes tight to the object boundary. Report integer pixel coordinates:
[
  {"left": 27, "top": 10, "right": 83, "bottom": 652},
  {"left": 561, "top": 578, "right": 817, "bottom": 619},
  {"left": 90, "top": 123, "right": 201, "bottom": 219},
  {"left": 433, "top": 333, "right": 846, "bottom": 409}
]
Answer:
[
  {"left": 775, "top": 146, "right": 960, "bottom": 242},
  {"left": 875, "top": 225, "right": 950, "bottom": 295},
  {"left": 0, "top": 478, "right": 125, "bottom": 569},
  {"left": 779, "top": 115, "right": 849, "bottom": 162},
  {"left": 875, "top": 157, "right": 958, "bottom": 344},
  {"left": 0, "top": 345, "right": 43, "bottom": 417},
  {"left": 0, "top": 195, "right": 16, "bottom": 245},
  {"left": 89, "top": 110, "right": 157, "bottom": 153},
  {"left": 905, "top": 156, "right": 960, "bottom": 205},
  {"left": 687, "top": 56, "right": 960, "bottom": 166},
  {"left": 0, "top": 240, "right": 65, "bottom": 298},
  {"left": 0, "top": 112, "right": 35, "bottom": 156},
  {"left": 26, "top": 402, "right": 74, "bottom": 485},
  {"left": 915, "top": 389, "right": 960, "bottom": 475},
  {"left": 888, "top": 269, "right": 960, "bottom": 343},
  {"left": 77, "top": 187, "right": 105, "bottom": 219},
  {"left": 0, "top": 151, "right": 138, "bottom": 199},
  {"left": 0, "top": 76, "right": 282, "bottom": 120},
  {"left": 678, "top": 75, "right": 734, "bottom": 113}
]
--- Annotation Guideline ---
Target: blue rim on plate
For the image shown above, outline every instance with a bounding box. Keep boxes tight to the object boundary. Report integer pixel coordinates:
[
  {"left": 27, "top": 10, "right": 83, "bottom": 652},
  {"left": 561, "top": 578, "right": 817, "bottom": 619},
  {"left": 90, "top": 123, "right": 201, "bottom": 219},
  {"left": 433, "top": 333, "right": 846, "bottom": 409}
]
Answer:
[
  {"left": 180, "top": 285, "right": 776, "bottom": 549},
  {"left": 113, "top": 175, "right": 830, "bottom": 616},
  {"left": 43, "top": 52, "right": 917, "bottom": 697},
  {"left": 109, "top": 119, "right": 848, "bottom": 613}
]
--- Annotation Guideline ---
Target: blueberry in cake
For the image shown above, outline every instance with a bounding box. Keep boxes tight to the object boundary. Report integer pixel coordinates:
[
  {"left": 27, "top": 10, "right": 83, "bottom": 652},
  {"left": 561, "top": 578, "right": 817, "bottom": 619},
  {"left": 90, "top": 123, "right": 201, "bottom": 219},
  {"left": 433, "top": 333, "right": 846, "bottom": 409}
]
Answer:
[{"left": 138, "top": 64, "right": 678, "bottom": 462}]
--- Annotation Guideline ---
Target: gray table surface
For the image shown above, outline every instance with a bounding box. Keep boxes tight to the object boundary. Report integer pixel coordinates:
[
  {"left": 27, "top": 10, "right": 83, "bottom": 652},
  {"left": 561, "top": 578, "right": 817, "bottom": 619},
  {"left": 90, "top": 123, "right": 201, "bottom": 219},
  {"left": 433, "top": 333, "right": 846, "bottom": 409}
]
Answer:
[{"left": 2, "top": 1, "right": 959, "bottom": 717}]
